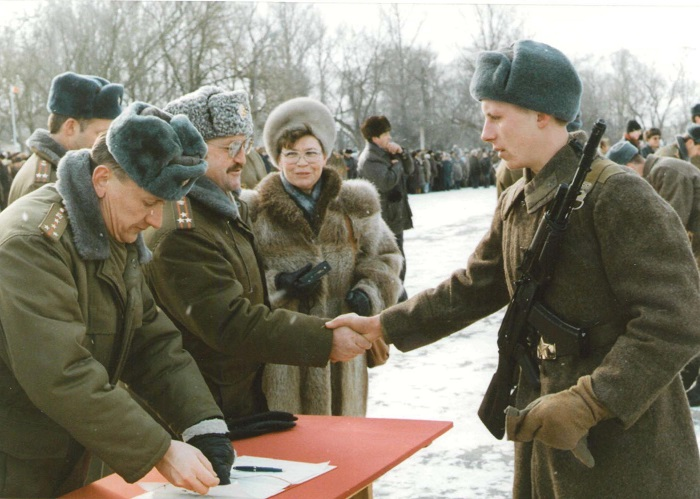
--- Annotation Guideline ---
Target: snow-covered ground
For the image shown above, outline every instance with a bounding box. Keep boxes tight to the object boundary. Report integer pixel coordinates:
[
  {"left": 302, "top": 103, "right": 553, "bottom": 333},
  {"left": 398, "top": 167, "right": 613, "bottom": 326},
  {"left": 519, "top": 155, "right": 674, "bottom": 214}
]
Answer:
[{"left": 366, "top": 186, "right": 700, "bottom": 499}]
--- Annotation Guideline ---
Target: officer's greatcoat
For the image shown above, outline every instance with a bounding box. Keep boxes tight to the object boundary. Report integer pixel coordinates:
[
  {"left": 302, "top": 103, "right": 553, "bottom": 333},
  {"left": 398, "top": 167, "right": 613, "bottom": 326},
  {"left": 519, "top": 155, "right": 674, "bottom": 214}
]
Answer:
[
  {"left": 0, "top": 156, "right": 222, "bottom": 498},
  {"left": 143, "top": 177, "right": 333, "bottom": 419}
]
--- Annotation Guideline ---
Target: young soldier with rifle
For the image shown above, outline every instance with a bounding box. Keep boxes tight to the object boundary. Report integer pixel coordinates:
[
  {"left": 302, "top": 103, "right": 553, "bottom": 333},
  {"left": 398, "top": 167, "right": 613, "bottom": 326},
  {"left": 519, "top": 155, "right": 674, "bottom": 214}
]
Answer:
[{"left": 327, "top": 40, "right": 700, "bottom": 498}]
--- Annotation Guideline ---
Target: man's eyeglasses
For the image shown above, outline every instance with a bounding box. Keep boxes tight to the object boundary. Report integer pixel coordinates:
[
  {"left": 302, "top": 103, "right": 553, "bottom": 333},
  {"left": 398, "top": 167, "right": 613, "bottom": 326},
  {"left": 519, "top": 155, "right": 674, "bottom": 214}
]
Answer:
[
  {"left": 280, "top": 150, "right": 323, "bottom": 164},
  {"left": 212, "top": 138, "right": 253, "bottom": 158}
]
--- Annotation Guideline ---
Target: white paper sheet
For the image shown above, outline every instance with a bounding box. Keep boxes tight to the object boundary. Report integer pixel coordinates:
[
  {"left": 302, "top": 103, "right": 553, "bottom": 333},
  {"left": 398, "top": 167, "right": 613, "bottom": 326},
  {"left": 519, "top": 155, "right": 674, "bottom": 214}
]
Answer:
[{"left": 135, "top": 455, "right": 336, "bottom": 498}]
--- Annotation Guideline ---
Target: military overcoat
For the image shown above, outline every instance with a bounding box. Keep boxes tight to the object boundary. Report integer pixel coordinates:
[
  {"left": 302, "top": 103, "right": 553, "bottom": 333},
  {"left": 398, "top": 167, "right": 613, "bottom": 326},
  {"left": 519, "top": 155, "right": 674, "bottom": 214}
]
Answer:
[
  {"left": 241, "top": 169, "right": 403, "bottom": 416},
  {"left": 380, "top": 140, "right": 700, "bottom": 498},
  {"left": 7, "top": 129, "right": 65, "bottom": 205},
  {"left": 0, "top": 157, "right": 221, "bottom": 498},
  {"left": 642, "top": 154, "right": 700, "bottom": 266},
  {"left": 143, "top": 177, "right": 334, "bottom": 418}
]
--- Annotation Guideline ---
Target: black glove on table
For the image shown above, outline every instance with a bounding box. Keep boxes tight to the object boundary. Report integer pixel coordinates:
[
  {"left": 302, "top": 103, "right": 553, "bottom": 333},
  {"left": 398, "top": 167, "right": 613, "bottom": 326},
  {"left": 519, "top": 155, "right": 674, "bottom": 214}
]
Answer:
[
  {"left": 226, "top": 411, "right": 298, "bottom": 440},
  {"left": 346, "top": 289, "right": 371, "bottom": 316},
  {"left": 187, "top": 433, "right": 234, "bottom": 485}
]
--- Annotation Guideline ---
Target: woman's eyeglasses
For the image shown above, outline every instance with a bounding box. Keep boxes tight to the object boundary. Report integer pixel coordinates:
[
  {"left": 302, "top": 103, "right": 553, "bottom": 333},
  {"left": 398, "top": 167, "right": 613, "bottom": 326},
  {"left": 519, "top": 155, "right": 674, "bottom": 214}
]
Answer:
[{"left": 280, "top": 150, "right": 322, "bottom": 164}]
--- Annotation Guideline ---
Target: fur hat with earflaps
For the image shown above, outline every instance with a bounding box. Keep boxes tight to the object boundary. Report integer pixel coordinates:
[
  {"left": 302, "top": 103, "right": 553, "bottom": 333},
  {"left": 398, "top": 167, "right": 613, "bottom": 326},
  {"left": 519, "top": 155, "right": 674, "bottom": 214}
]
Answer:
[
  {"left": 47, "top": 72, "right": 123, "bottom": 120},
  {"left": 106, "top": 102, "right": 208, "bottom": 200},
  {"left": 164, "top": 86, "right": 254, "bottom": 141},
  {"left": 470, "top": 40, "right": 582, "bottom": 123},
  {"left": 606, "top": 140, "right": 638, "bottom": 166},
  {"left": 263, "top": 97, "right": 336, "bottom": 167}
]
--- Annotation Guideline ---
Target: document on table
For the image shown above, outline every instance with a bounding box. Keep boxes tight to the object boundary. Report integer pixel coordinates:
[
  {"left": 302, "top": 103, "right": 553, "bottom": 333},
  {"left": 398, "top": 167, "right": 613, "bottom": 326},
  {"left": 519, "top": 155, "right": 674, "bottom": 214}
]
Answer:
[{"left": 135, "top": 455, "right": 336, "bottom": 498}]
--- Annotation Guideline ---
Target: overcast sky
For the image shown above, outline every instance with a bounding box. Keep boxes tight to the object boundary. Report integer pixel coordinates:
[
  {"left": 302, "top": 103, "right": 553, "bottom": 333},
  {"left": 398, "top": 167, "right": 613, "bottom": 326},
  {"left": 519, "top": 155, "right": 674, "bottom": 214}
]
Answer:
[{"left": 1, "top": 0, "right": 698, "bottom": 81}]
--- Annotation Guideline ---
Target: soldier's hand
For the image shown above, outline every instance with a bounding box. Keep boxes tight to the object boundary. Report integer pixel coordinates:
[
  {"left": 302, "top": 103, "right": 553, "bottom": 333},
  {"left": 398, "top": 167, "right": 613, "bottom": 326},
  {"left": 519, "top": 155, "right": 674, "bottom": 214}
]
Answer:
[
  {"left": 329, "top": 325, "right": 371, "bottom": 362},
  {"left": 326, "top": 313, "right": 383, "bottom": 343},
  {"left": 155, "top": 440, "right": 220, "bottom": 495},
  {"left": 505, "top": 375, "right": 612, "bottom": 468}
]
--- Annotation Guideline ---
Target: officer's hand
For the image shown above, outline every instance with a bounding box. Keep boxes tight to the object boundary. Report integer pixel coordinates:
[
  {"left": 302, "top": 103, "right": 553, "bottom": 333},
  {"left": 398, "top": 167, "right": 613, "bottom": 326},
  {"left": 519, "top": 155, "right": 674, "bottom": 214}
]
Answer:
[
  {"left": 505, "top": 375, "right": 612, "bottom": 468},
  {"left": 155, "top": 440, "right": 219, "bottom": 495},
  {"left": 346, "top": 289, "right": 371, "bottom": 316},
  {"left": 329, "top": 325, "right": 371, "bottom": 362},
  {"left": 186, "top": 434, "right": 234, "bottom": 485},
  {"left": 326, "top": 313, "right": 383, "bottom": 343},
  {"left": 275, "top": 263, "right": 319, "bottom": 297}
]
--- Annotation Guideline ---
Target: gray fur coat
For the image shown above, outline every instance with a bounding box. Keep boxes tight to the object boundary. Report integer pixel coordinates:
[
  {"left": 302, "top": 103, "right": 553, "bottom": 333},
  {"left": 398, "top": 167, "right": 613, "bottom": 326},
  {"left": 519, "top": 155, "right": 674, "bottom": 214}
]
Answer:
[{"left": 241, "top": 168, "right": 403, "bottom": 416}]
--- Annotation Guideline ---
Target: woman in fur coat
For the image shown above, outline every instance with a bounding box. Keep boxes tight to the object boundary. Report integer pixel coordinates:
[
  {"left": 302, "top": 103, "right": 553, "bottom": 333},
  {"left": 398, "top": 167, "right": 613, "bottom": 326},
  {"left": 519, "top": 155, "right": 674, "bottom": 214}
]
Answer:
[{"left": 241, "top": 97, "right": 403, "bottom": 416}]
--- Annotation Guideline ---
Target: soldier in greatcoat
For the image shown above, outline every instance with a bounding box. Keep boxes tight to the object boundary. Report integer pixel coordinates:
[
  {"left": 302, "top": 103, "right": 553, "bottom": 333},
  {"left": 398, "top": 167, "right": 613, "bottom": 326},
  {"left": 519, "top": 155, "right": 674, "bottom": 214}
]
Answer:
[
  {"left": 8, "top": 72, "right": 122, "bottom": 205},
  {"left": 656, "top": 123, "right": 700, "bottom": 170},
  {"left": 608, "top": 140, "right": 700, "bottom": 406},
  {"left": 0, "top": 102, "right": 235, "bottom": 497},
  {"left": 328, "top": 40, "right": 700, "bottom": 498}
]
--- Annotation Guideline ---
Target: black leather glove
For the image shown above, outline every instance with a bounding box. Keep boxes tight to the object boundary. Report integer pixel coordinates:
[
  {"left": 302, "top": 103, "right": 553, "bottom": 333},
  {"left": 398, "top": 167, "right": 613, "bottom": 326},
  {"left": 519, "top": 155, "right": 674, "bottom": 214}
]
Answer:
[
  {"left": 187, "top": 433, "right": 234, "bottom": 485},
  {"left": 346, "top": 289, "right": 371, "bottom": 316},
  {"left": 275, "top": 263, "right": 320, "bottom": 297},
  {"left": 225, "top": 411, "right": 298, "bottom": 440}
]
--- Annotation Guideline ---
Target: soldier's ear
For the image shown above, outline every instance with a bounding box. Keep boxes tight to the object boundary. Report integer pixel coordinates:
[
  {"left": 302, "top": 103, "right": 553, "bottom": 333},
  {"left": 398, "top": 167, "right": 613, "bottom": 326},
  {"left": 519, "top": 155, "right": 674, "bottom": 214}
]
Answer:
[
  {"left": 92, "top": 164, "right": 112, "bottom": 199},
  {"left": 536, "top": 112, "right": 553, "bottom": 129}
]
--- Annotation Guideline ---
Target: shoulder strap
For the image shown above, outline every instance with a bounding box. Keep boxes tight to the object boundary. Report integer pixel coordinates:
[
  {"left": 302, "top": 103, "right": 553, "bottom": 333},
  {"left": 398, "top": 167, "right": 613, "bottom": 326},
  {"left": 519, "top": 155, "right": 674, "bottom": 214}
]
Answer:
[
  {"left": 34, "top": 159, "right": 53, "bottom": 184},
  {"left": 575, "top": 158, "right": 626, "bottom": 207},
  {"left": 173, "top": 196, "right": 195, "bottom": 230},
  {"left": 39, "top": 202, "right": 68, "bottom": 241}
]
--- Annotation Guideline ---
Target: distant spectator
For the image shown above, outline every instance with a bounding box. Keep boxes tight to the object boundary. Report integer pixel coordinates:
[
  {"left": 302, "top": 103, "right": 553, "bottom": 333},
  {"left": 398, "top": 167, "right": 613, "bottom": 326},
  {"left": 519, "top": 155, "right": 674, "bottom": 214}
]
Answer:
[
  {"left": 657, "top": 124, "right": 700, "bottom": 169},
  {"left": 257, "top": 146, "right": 274, "bottom": 173},
  {"left": 343, "top": 148, "right": 358, "bottom": 179},
  {"left": 441, "top": 152, "right": 454, "bottom": 190},
  {"left": 640, "top": 128, "right": 662, "bottom": 158},
  {"left": 241, "top": 147, "right": 269, "bottom": 189},
  {"left": 692, "top": 103, "right": 700, "bottom": 125},
  {"left": 358, "top": 115, "right": 413, "bottom": 288},
  {"left": 328, "top": 150, "right": 348, "bottom": 179},
  {"left": 623, "top": 119, "right": 642, "bottom": 151}
]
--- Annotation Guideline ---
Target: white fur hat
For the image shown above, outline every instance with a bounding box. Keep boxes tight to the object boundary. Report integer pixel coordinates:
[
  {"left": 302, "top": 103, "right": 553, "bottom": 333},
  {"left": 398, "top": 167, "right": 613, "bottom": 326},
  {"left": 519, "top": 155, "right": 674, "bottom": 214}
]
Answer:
[{"left": 263, "top": 97, "right": 336, "bottom": 166}]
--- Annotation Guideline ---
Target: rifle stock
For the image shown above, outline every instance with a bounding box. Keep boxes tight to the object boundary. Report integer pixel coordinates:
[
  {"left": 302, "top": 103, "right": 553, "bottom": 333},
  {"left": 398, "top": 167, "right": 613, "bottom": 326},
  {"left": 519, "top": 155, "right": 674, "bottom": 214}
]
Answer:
[{"left": 477, "top": 120, "right": 607, "bottom": 440}]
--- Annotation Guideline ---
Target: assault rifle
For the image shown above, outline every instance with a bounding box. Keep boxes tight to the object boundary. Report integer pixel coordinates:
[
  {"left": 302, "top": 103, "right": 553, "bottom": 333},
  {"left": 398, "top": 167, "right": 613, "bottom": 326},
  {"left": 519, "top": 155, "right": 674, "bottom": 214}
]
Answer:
[{"left": 477, "top": 119, "right": 607, "bottom": 439}]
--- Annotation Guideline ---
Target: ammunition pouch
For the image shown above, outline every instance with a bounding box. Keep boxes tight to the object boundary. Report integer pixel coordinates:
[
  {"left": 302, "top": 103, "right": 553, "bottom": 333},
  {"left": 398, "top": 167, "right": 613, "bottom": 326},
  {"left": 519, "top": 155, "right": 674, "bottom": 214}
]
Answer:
[{"left": 529, "top": 302, "right": 620, "bottom": 360}]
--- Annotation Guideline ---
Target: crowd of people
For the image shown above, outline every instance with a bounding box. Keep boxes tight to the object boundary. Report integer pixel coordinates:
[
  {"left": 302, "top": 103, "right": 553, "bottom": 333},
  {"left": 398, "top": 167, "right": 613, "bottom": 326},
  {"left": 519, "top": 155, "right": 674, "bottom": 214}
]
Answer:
[{"left": 2, "top": 37, "right": 700, "bottom": 499}]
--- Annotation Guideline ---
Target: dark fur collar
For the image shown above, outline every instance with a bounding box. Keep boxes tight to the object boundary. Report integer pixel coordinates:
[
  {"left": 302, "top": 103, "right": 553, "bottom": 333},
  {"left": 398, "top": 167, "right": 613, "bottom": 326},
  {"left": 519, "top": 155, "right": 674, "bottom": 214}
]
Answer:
[
  {"left": 188, "top": 176, "right": 240, "bottom": 219},
  {"left": 56, "top": 150, "right": 152, "bottom": 263},
  {"left": 255, "top": 168, "right": 341, "bottom": 237},
  {"left": 26, "top": 128, "right": 67, "bottom": 165}
]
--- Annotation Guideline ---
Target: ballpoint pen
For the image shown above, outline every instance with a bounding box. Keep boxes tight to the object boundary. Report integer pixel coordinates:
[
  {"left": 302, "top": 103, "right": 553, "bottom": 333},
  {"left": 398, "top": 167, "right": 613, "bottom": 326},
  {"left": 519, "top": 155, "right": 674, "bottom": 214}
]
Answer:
[{"left": 233, "top": 466, "right": 283, "bottom": 473}]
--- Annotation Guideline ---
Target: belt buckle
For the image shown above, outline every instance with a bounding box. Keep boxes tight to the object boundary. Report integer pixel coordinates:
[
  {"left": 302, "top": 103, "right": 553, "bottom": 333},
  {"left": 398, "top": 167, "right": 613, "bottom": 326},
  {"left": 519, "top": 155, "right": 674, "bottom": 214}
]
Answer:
[{"left": 537, "top": 337, "right": 557, "bottom": 360}]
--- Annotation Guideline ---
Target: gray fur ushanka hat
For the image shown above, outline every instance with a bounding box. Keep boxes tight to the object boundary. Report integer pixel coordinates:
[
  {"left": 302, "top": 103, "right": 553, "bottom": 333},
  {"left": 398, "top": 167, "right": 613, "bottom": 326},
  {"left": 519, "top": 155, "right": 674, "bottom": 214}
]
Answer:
[
  {"left": 606, "top": 140, "right": 638, "bottom": 165},
  {"left": 470, "top": 40, "right": 582, "bottom": 122},
  {"left": 106, "top": 102, "right": 208, "bottom": 200},
  {"left": 164, "top": 86, "right": 254, "bottom": 141},
  {"left": 47, "top": 71, "right": 123, "bottom": 120},
  {"left": 263, "top": 97, "right": 336, "bottom": 166}
]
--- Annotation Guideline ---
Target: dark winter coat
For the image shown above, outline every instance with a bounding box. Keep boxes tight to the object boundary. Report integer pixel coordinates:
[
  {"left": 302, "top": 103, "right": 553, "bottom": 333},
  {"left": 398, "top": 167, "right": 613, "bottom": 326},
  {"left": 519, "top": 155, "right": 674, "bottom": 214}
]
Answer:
[
  {"left": 241, "top": 168, "right": 402, "bottom": 416},
  {"left": 8, "top": 129, "right": 66, "bottom": 205},
  {"left": 379, "top": 140, "right": 700, "bottom": 498},
  {"left": 358, "top": 142, "right": 413, "bottom": 235},
  {"left": 642, "top": 154, "right": 700, "bottom": 266},
  {"left": 0, "top": 158, "right": 221, "bottom": 498},
  {"left": 143, "top": 177, "right": 333, "bottom": 418}
]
